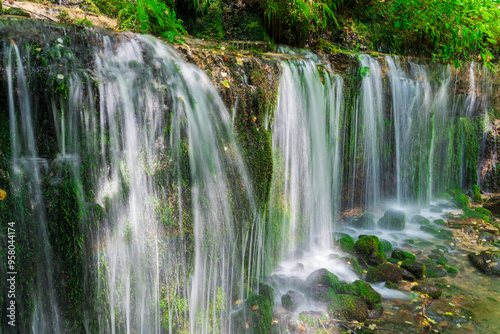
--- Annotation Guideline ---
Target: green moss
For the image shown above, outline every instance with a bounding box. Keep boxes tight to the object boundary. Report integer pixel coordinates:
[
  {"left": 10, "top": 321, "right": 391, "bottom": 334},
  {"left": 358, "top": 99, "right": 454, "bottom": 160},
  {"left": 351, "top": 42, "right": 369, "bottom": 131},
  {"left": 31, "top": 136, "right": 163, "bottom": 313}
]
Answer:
[
  {"left": 380, "top": 239, "right": 393, "bottom": 252},
  {"left": 353, "top": 235, "right": 382, "bottom": 257},
  {"left": 327, "top": 294, "right": 368, "bottom": 322},
  {"left": 339, "top": 237, "right": 355, "bottom": 253},
  {"left": 445, "top": 265, "right": 458, "bottom": 273},
  {"left": 463, "top": 206, "right": 491, "bottom": 222},
  {"left": 453, "top": 194, "right": 470, "bottom": 209},
  {"left": 338, "top": 280, "right": 381, "bottom": 307},
  {"left": 475, "top": 206, "right": 492, "bottom": 216},
  {"left": 392, "top": 249, "right": 416, "bottom": 261},
  {"left": 233, "top": 295, "right": 272, "bottom": 334},
  {"left": 433, "top": 219, "right": 446, "bottom": 225},
  {"left": 472, "top": 185, "right": 483, "bottom": 203}
]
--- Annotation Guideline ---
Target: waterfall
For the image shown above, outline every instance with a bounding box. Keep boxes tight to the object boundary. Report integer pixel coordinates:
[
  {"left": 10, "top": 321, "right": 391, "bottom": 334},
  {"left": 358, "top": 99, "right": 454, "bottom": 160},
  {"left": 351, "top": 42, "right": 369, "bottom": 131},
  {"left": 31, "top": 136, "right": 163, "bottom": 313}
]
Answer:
[
  {"left": 1, "top": 20, "right": 494, "bottom": 333},
  {"left": 2, "top": 23, "right": 257, "bottom": 334}
]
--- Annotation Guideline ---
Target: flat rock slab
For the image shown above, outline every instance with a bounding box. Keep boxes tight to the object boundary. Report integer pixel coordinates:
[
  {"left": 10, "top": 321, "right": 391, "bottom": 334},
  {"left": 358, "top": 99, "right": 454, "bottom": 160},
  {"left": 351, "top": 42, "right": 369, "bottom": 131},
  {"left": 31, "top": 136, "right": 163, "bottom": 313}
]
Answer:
[
  {"left": 468, "top": 251, "right": 500, "bottom": 276},
  {"left": 447, "top": 218, "right": 499, "bottom": 234}
]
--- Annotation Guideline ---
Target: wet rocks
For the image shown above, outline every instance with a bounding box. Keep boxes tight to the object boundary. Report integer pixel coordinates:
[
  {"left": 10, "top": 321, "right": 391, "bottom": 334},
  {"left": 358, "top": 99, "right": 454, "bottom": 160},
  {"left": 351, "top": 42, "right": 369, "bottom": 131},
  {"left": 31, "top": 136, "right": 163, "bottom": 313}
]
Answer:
[
  {"left": 422, "top": 261, "right": 447, "bottom": 277},
  {"left": 354, "top": 235, "right": 385, "bottom": 265},
  {"left": 327, "top": 294, "right": 369, "bottom": 322},
  {"left": 410, "top": 215, "right": 431, "bottom": 225},
  {"left": 484, "top": 195, "right": 500, "bottom": 214},
  {"left": 468, "top": 251, "right": 500, "bottom": 276},
  {"left": 351, "top": 213, "right": 376, "bottom": 230},
  {"left": 306, "top": 268, "right": 340, "bottom": 289},
  {"left": 392, "top": 249, "right": 416, "bottom": 261},
  {"left": 378, "top": 209, "right": 406, "bottom": 230},
  {"left": 306, "top": 285, "right": 336, "bottom": 302},
  {"left": 401, "top": 260, "right": 425, "bottom": 279},
  {"left": 232, "top": 294, "right": 272, "bottom": 334},
  {"left": 281, "top": 290, "right": 304, "bottom": 311},
  {"left": 366, "top": 263, "right": 404, "bottom": 283},
  {"left": 336, "top": 280, "right": 381, "bottom": 307},
  {"left": 411, "top": 284, "right": 442, "bottom": 299}
]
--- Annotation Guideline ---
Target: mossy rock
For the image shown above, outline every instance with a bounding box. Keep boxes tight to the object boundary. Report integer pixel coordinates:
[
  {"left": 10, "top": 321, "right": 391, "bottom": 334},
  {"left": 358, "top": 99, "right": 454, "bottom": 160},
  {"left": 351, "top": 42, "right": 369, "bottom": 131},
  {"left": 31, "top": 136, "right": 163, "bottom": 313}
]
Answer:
[
  {"left": 306, "top": 285, "right": 336, "bottom": 302},
  {"left": 306, "top": 268, "right": 340, "bottom": 290},
  {"left": 433, "top": 219, "right": 446, "bottom": 226},
  {"left": 366, "top": 263, "right": 404, "bottom": 283},
  {"left": 472, "top": 185, "right": 483, "bottom": 204},
  {"left": 445, "top": 265, "right": 458, "bottom": 273},
  {"left": 401, "top": 259, "right": 425, "bottom": 279},
  {"left": 380, "top": 239, "right": 393, "bottom": 252},
  {"left": 351, "top": 213, "right": 376, "bottom": 229},
  {"left": 411, "top": 284, "right": 442, "bottom": 299},
  {"left": 281, "top": 290, "right": 304, "bottom": 311},
  {"left": 353, "top": 235, "right": 385, "bottom": 265},
  {"left": 339, "top": 256, "right": 364, "bottom": 276},
  {"left": 339, "top": 237, "right": 355, "bottom": 253},
  {"left": 410, "top": 215, "right": 431, "bottom": 225},
  {"left": 484, "top": 195, "right": 500, "bottom": 214},
  {"left": 387, "top": 257, "right": 400, "bottom": 264},
  {"left": 337, "top": 280, "right": 381, "bottom": 307},
  {"left": 253, "top": 279, "right": 275, "bottom": 307},
  {"left": 475, "top": 206, "right": 492, "bottom": 216},
  {"left": 462, "top": 206, "right": 492, "bottom": 222},
  {"left": 333, "top": 232, "right": 354, "bottom": 244},
  {"left": 233, "top": 295, "right": 272, "bottom": 334},
  {"left": 468, "top": 251, "right": 500, "bottom": 276},
  {"left": 327, "top": 294, "right": 369, "bottom": 322},
  {"left": 429, "top": 205, "right": 443, "bottom": 213},
  {"left": 4, "top": 7, "right": 30, "bottom": 17},
  {"left": 420, "top": 225, "right": 440, "bottom": 235},
  {"left": 422, "top": 260, "right": 447, "bottom": 277},
  {"left": 453, "top": 194, "right": 470, "bottom": 209},
  {"left": 378, "top": 209, "right": 406, "bottom": 231},
  {"left": 392, "top": 249, "right": 416, "bottom": 261}
]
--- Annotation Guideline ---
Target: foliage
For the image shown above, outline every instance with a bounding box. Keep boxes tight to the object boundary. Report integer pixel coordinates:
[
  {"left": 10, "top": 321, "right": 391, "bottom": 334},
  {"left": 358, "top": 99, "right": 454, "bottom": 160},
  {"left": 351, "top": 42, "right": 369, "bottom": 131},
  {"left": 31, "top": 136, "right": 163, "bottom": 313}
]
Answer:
[
  {"left": 372, "top": 0, "right": 500, "bottom": 66},
  {"left": 263, "top": 0, "right": 338, "bottom": 46},
  {"left": 117, "top": 0, "right": 185, "bottom": 42}
]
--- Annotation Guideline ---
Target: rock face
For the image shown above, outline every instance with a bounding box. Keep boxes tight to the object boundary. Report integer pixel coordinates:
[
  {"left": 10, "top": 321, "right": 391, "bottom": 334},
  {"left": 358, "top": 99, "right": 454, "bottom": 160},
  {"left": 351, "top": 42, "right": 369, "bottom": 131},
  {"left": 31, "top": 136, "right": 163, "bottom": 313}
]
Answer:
[
  {"left": 378, "top": 209, "right": 406, "bottom": 230},
  {"left": 468, "top": 251, "right": 500, "bottom": 276},
  {"left": 366, "top": 263, "right": 404, "bottom": 283},
  {"left": 281, "top": 290, "right": 304, "bottom": 311},
  {"left": 327, "top": 294, "right": 369, "bottom": 322},
  {"left": 484, "top": 195, "right": 500, "bottom": 214}
]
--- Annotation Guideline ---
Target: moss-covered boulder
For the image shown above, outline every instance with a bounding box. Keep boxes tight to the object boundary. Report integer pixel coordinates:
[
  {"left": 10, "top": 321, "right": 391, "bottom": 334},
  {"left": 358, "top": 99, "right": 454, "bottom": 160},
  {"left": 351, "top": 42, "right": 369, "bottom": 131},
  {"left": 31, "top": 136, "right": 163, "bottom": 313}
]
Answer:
[
  {"left": 411, "top": 284, "right": 442, "bottom": 299},
  {"left": 353, "top": 235, "right": 385, "bottom": 265},
  {"left": 475, "top": 206, "right": 492, "bottom": 216},
  {"left": 366, "top": 263, "right": 404, "bottom": 283},
  {"left": 338, "top": 237, "right": 355, "bottom": 253},
  {"left": 306, "top": 285, "right": 336, "bottom": 302},
  {"left": 428, "top": 253, "right": 448, "bottom": 266},
  {"left": 472, "top": 185, "right": 483, "bottom": 204},
  {"left": 339, "top": 256, "right": 364, "bottom": 276},
  {"left": 281, "top": 290, "right": 304, "bottom": 311},
  {"left": 351, "top": 213, "right": 376, "bottom": 229},
  {"left": 378, "top": 209, "right": 406, "bottom": 230},
  {"left": 453, "top": 194, "right": 470, "bottom": 209},
  {"left": 380, "top": 239, "right": 393, "bottom": 252},
  {"left": 391, "top": 249, "right": 416, "bottom": 261},
  {"left": 336, "top": 280, "right": 381, "bottom": 307},
  {"left": 484, "top": 195, "right": 500, "bottom": 214},
  {"left": 410, "top": 215, "right": 431, "bottom": 225},
  {"left": 429, "top": 205, "right": 443, "bottom": 213},
  {"left": 232, "top": 295, "right": 272, "bottom": 334},
  {"left": 468, "top": 251, "right": 500, "bottom": 276},
  {"left": 333, "top": 232, "right": 354, "bottom": 244},
  {"left": 422, "top": 261, "right": 447, "bottom": 277},
  {"left": 401, "top": 260, "right": 425, "bottom": 279},
  {"left": 327, "top": 294, "right": 369, "bottom": 322},
  {"left": 306, "top": 268, "right": 340, "bottom": 290}
]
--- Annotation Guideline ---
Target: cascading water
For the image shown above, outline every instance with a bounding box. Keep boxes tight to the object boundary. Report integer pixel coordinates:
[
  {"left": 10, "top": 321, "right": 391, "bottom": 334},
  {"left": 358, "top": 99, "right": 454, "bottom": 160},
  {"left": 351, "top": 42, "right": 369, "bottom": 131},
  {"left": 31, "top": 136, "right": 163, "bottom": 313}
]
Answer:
[
  {"left": 1, "top": 21, "right": 257, "bottom": 334},
  {"left": 1, "top": 19, "right": 496, "bottom": 334}
]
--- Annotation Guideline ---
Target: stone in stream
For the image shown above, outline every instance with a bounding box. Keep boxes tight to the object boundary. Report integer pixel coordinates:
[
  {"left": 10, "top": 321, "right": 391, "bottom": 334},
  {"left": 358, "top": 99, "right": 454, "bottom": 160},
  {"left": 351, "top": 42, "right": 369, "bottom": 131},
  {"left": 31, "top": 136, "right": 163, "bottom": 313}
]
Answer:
[
  {"left": 351, "top": 213, "right": 376, "bottom": 229},
  {"left": 306, "top": 285, "right": 336, "bottom": 302},
  {"left": 429, "top": 205, "right": 443, "bottom": 213},
  {"left": 366, "top": 263, "right": 404, "bottom": 283},
  {"left": 468, "top": 251, "right": 500, "bottom": 276},
  {"left": 327, "top": 294, "right": 369, "bottom": 322},
  {"left": 339, "top": 256, "right": 364, "bottom": 276},
  {"left": 305, "top": 268, "right": 340, "bottom": 290},
  {"left": 411, "top": 284, "right": 442, "bottom": 299},
  {"left": 336, "top": 280, "right": 382, "bottom": 307},
  {"left": 401, "top": 259, "right": 426, "bottom": 279},
  {"left": 422, "top": 261, "right": 448, "bottom": 277},
  {"left": 378, "top": 209, "right": 406, "bottom": 230},
  {"left": 484, "top": 195, "right": 500, "bottom": 214},
  {"left": 281, "top": 290, "right": 304, "bottom": 311},
  {"left": 353, "top": 235, "right": 385, "bottom": 265},
  {"left": 401, "top": 268, "right": 417, "bottom": 281},
  {"left": 410, "top": 215, "right": 431, "bottom": 225},
  {"left": 392, "top": 249, "right": 416, "bottom": 261}
]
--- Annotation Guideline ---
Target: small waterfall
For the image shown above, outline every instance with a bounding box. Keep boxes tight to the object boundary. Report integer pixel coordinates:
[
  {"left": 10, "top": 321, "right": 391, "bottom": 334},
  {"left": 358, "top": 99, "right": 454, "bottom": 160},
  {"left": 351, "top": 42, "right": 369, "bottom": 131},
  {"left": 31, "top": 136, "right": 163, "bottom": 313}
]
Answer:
[{"left": 267, "top": 60, "right": 343, "bottom": 261}]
